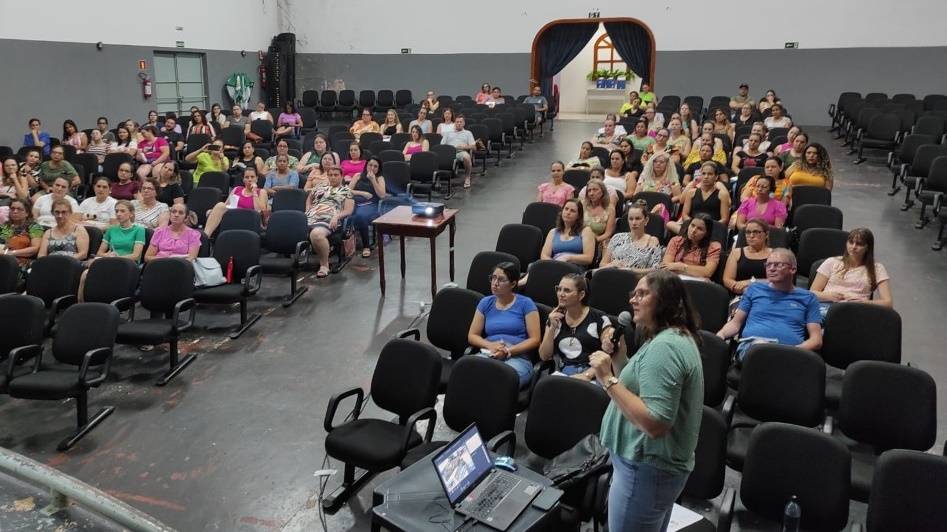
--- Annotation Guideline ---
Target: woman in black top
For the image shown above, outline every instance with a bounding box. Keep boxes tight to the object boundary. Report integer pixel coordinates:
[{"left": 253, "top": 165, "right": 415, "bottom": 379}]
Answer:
[
  {"left": 722, "top": 218, "right": 772, "bottom": 295},
  {"left": 732, "top": 133, "right": 768, "bottom": 174},
  {"left": 668, "top": 162, "right": 730, "bottom": 235},
  {"left": 539, "top": 274, "right": 615, "bottom": 379},
  {"left": 155, "top": 162, "right": 185, "bottom": 206},
  {"left": 231, "top": 141, "right": 266, "bottom": 178},
  {"left": 349, "top": 156, "right": 387, "bottom": 258}
]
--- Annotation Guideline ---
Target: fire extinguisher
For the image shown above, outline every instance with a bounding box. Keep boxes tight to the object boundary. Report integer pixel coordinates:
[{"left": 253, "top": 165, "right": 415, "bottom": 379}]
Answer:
[
  {"left": 258, "top": 50, "right": 267, "bottom": 89},
  {"left": 138, "top": 71, "right": 152, "bottom": 99}
]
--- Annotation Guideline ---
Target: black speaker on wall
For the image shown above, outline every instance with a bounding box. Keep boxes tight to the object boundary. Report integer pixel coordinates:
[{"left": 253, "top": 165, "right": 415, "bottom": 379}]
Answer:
[{"left": 265, "top": 33, "right": 296, "bottom": 110}]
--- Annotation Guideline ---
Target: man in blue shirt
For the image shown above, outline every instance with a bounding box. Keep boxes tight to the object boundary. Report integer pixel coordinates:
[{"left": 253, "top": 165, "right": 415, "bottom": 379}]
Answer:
[
  {"left": 23, "top": 118, "right": 52, "bottom": 156},
  {"left": 716, "top": 248, "right": 822, "bottom": 360}
]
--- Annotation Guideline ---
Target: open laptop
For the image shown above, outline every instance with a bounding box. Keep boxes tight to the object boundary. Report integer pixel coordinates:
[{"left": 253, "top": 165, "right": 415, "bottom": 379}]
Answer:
[{"left": 432, "top": 424, "right": 542, "bottom": 531}]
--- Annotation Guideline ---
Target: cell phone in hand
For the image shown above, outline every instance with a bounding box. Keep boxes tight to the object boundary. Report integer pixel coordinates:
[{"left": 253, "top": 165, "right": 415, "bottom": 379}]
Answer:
[{"left": 207, "top": 145, "right": 221, "bottom": 152}]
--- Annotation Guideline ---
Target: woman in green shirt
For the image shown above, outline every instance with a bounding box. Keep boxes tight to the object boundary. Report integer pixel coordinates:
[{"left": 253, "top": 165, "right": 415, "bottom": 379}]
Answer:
[
  {"left": 95, "top": 200, "right": 145, "bottom": 261},
  {"left": 590, "top": 270, "right": 703, "bottom": 532}
]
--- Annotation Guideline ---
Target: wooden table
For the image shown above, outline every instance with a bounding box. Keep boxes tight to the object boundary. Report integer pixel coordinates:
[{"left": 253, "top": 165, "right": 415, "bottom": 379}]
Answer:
[{"left": 373, "top": 206, "right": 458, "bottom": 298}]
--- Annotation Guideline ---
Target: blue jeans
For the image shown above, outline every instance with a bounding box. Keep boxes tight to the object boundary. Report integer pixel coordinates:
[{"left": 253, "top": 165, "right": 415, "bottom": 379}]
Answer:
[
  {"left": 476, "top": 353, "right": 533, "bottom": 388},
  {"left": 352, "top": 202, "right": 379, "bottom": 248},
  {"left": 560, "top": 363, "right": 590, "bottom": 376},
  {"left": 608, "top": 452, "right": 689, "bottom": 532}
]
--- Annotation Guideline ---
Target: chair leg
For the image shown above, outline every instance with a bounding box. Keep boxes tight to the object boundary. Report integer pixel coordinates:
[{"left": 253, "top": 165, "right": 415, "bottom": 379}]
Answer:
[
  {"left": 58, "top": 392, "right": 114, "bottom": 451},
  {"left": 229, "top": 299, "right": 262, "bottom": 339},
  {"left": 321, "top": 463, "right": 377, "bottom": 514},
  {"left": 933, "top": 220, "right": 946, "bottom": 250},
  {"left": 853, "top": 143, "right": 866, "bottom": 164},
  {"left": 916, "top": 203, "right": 931, "bottom": 229},
  {"left": 157, "top": 338, "right": 197, "bottom": 386},
  {"left": 901, "top": 184, "right": 915, "bottom": 210},
  {"left": 282, "top": 273, "right": 308, "bottom": 307}
]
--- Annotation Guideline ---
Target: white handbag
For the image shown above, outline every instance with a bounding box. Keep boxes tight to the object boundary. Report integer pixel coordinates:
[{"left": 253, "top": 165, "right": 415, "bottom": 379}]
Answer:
[{"left": 193, "top": 257, "right": 226, "bottom": 287}]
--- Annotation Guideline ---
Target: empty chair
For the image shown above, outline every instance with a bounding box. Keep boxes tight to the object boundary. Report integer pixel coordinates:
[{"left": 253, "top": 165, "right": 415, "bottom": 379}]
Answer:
[
  {"left": 698, "top": 330, "right": 730, "bottom": 408},
  {"left": 796, "top": 228, "right": 848, "bottom": 278},
  {"left": 912, "top": 114, "right": 945, "bottom": 142},
  {"left": 837, "top": 361, "right": 936, "bottom": 502},
  {"left": 914, "top": 155, "right": 947, "bottom": 228},
  {"left": 588, "top": 268, "right": 638, "bottom": 318},
  {"left": 740, "top": 422, "right": 851, "bottom": 531},
  {"left": 192, "top": 230, "right": 263, "bottom": 339},
  {"left": 394, "top": 89, "right": 412, "bottom": 108},
  {"left": 466, "top": 251, "right": 518, "bottom": 296},
  {"left": 523, "top": 260, "right": 582, "bottom": 307},
  {"left": 0, "top": 294, "right": 46, "bottom": 393},
  {"left": 853, "top": 113, "right": 900, "bottom": 164},
  {"left": 218, "top": 126, "right": 246, "bottom": 152},
  {"left": 317, "top": 90, "right": 337, "bottom": 117},
  {"left": 25, "top": 255, "right": 83, "bottom": 333},
  {"left": 682, "top": 279, "right": 729, "bottom": 332},
  {"left": 186, "top": 187, "right": 222, "bottom": 228},
  {"left": 357, "top": 90, "right": 375, "bottom": 110},
  {"left": 375, "top": 89, "right": 395, "bottom": 110},
  {"left": 677, "top": 407, "right": 735, "bottom": 531},
  {"left": 260, "top": 211, "right": 310, "bottom": 306},
  {"left": 336, "top": 90, "right": 356, "bottom": 117},
  {"left": 899, "top": 143, "right": 947, "bottom": 210},
  {"left": 865, "top": 449, "right": 947, "bottom": 532},
  {"left": 216, "top": 208, "right": 262, "bottom": 235},
  {"left": 321, "top": 339, "right": 441, "bottom": 512},
  {"left": 495, "top": 223, "right": 543, "bottom": 269},
  {"left": 249, "top": 120, "right": 272, "bottom": 144},
  {"left": 563, "top": 168, "right": 590, "bottom": 191},
  {"left": 789, "top": 185, "right": 832, "bottom": 215},
  {"left": 407, "top": 151, "right": 439, "bottom": 200},
  {"left": 521, "top": 201, "right": 561, "bottom": 236},
  {"left": 271, "top": 188, "right": 308, "bottom": 212},
  {"left": 7, "top": 303, "right": 120, "bottom": 450},
  {"left": 888, "top": 133, "right": 934, "bottom": 193},
  {"left": 792, "top": 204, "right": 843, "bottom": 238},
  {"left": 80, "top": 257, "right": 139, "bottom": 310},
  {"left": 0, "top": 254, "right": 19, "bottom": 294},
  {"left": 197, "top": 170, "right": 230, "bottom": 197}
]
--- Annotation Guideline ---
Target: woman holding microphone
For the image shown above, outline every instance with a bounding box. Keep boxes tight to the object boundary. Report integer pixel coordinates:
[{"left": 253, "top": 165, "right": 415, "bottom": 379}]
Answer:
[
  {"left": 589, "top": 270, "right": 704, "bottom": 532},
  {"left": 538, "top": 273, "right": 615, "bottom": 380}
]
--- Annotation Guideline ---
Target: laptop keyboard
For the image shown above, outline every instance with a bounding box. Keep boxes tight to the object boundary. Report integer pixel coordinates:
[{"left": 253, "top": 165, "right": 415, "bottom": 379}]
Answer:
[{"left": 467, "top": 474, "right": 518, "bottom": 517}]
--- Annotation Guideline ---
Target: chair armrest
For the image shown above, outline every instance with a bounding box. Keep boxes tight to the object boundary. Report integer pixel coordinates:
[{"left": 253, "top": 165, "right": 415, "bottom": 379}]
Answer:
[
  {"left": 849, "top": 523, "right": 864, "bottom": 532},
  {"left": 292, "top": 240, "right": 310, "bottom": 267},
  {"left": 396, "top": 328, "right": 421, "bottom": 340},
  {"left": 402, "top": 406, "right": 437, "bottom": 452},
  {"left": 463, "top": 346, "right": 479, "bottom": 357},
  {"left": 172, "top": 298, "right": 197, "bottom": 332},
  {"left": 243, "top": 264, "right": 263, "bottom": 295},
  {"left": 828, "top": 104, "right": 836, "bottom": 116},
  {"left": 721, "top": 393, "right": 736, "bottom": 424},
  {"left": 47, "top": 294, "right": 78, "bottom": 331},
  {"left": 717, "top": 486, "right": 736, "bottom": 532},
  {"left": 79, "top": 347, "right": 113, "bottom": 387},
  {"left": 324, "top": 387, "right": 364, "bottom": 433},
  {"left": 7, "top": 344, "right": 43, "bottom": 379},
  {"left": 110, "top": 296, "right": 136, "bottom": 313},
  {"left": 823, "top": 415, "right": 834, "bottom": 434},
  {"left": 486, "top": 430, "right": 516, "bottom": 456}
]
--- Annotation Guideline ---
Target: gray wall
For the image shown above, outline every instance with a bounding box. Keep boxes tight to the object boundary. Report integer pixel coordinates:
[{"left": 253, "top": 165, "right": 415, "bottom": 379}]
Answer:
[
  {"left": 297, "top": 47, "right": 947, "bottom": 125},
  {"left": 0, "top": 38, "right": 263, "bottom": 148}
]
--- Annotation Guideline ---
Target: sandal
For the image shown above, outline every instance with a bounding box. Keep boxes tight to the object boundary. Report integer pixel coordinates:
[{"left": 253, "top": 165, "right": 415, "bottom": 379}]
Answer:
[
  {"left": 361, "top": 248, "right": 372, "bottom": 258},
  {"left": 463, "top": 179, "right": 472, "bottom": 189},
  {"left": 316, "top": 267, "right": 329, "bottom": 278}
]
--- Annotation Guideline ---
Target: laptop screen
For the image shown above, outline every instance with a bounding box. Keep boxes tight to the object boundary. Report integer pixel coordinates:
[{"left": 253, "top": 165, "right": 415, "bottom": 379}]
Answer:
[{"left": 432, "top": 424, "right": 494, "bottom": 506}]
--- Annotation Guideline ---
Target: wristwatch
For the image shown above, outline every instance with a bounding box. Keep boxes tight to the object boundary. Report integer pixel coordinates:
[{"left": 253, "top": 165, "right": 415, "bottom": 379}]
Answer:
[{"left": 603, "top": 376, "right": 620, "bottom": 391}]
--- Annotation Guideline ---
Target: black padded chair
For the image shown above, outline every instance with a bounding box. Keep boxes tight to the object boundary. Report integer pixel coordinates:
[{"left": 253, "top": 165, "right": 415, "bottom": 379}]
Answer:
[
  {"left": 466, "top": 251, "right": 518, "bottom": 296},
  {"left": 678, "top": 407, "right": 735, "bottom": 532},
  {"left": 0, "top": 254, "right": 19, "bottom": 294},
  {"left": 216, "top": 208, "right": 263, "bottom": 236},
  {"left": 837, "top": 361, "right": 936, "bottom": 502},
  {"left": 260, "top": 211, "right": 310, "bottom": 307},
  {"left": 726, "top": 344, "right": 826, "bottom": 471},
  {"left": 865, "top": 449, "right": 947, "bottom": 532},
  {"left": 25, "top": 255, "right": 83, "bottom": 334},
  {"left": 523, "top": 260, "right": 583, "bottom": 308},
  {"left": 193, "top": 230, "right": 263, "bottom": 339},
  {"left": 682, "top": 280, "right": 729, "bottom": 333},
  {"left": 521, "top": 202, "right": 560, "bottom": 237},
  {"left": 0, "top": 294, "right": 45, "bottom": 394},
  {"left": 358, "top": 90, "right": 375, "bottom": 110},
  {"left": 400, "top": 356, "right": 519, "bottom": 468},
  {"left": 398, "top": 287, "right": 482, "bottom": 392},
  {"left": 271, "top": 188, "right": 308, "bottom": 212},
  {"left": 101, "top": 153, "right": 133, "bottom": 181},
  {"left": 407, "top": 151, "right": 440, "bottom": 201},
  {"left": 853, "top": 113, "right": 900, "bottom": 164},
  {"left": 115, "top": 258, "right": 197, "bottom": 385},
  {"left": 698, "top": 331, "right": 730, "bottom": 408},
  {"left": 250, "top": 119, "right": 273, "bottom": 145},
  {"left": 821, "top": 303, "right": 901, "bottom": 408},
  {"left": 563, "top": 168, "right": 590, "bottom": 192},
  {"left": 791, "top": 204, "right": 843, "bottom": 245},
  {"left": 7, "top": 303, "right": 120, "bottom": 450},
  {"left": 734, "top": 226, "right": 789, "bottom": 249},
  {"left": 81, "top": 257, "right": 139, "bottom": 312},
  {"left": 321, "top": 339, "right": 441, "bottom": 512},
  {"left": 796, "top": 228, "right": 848, "bottom": 280},
  {"left": 317, "top": 90, "right": 338, "bottom": 117},
  {"left": 739, "top": 422, "right": 851, "bottom": 532},
  {"left": 789, "top": 185, "right": 831, "bottom": 218},
  {"left": 218, "top": 126, "right": 246, "bottom": 152},
  {"left": 495, "top": 223, "right": 543, "bottom": 270},
  {"left": 395, "top": 90, "right": 412, "bottom": 108},
  {"left": 198, "top": 171, "right": 230, "bottom": 197},
  {"left": 588, "top": 268, "right": 638, "bottom": 318},
  {"left": 186, "top": 187, "right": 222, "bottom": 228}
]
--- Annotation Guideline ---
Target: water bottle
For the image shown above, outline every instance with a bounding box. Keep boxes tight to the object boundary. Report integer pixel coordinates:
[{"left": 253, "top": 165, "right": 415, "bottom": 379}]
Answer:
[{"left": 782, "top": 495, "right": 801, "bottom": 532}]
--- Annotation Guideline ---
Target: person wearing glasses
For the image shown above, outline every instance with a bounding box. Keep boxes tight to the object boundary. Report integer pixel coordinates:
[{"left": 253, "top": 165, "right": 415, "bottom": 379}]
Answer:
[
  {"left": 32, "top": 177, "right": 79, "bottom": 228},
  {"left": 716, "top": 248, "right": 822, "bottom": 360},
  {"left": 467, "top": 261, "right": 541, "bottom": 388},
  {"left": 423, "top": 90, "right": 440, "bottom": 113},
  {"left": 349, "top": 108, "right": 380, "bottom": 141},
  {"left": 37, "top": 146, "right": 80, "bottom": 192},
  {"left": 722, "top": 218, "right": 773, "bottom": 296},
  {"left": 37, "top": 199, "right": 89, "bottom": 260},
  {"left": 539, "top": 273, "right": 615, "bottom": 380},
  {"left": 95, "top": 117, "right": 116, "bottom": 143}
]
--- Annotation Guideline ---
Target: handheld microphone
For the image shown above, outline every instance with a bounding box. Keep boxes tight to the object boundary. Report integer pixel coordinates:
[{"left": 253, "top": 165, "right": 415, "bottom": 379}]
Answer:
[{"left": 611, "top": 311, "right": 633, "bottom": 346}]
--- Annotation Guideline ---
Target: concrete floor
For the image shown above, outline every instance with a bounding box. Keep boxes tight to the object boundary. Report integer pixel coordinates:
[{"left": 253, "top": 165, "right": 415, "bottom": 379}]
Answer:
[{"left": 0, "top": 118, "right": 944, "bottom": 531}]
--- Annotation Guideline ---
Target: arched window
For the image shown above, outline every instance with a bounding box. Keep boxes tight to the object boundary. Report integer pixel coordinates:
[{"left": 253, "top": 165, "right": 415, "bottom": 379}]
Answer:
[{"left": 592, "top": 34, "right": 627, "bottom": 73}]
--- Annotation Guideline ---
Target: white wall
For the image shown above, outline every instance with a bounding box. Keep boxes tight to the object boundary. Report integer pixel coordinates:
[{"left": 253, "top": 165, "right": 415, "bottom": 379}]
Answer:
[
  {"left": 557, "top": 26, "right": 644, "bottom": 114},
  {"left": 0, "top": 0, "right": 278, "bottom": 51},
  {"left": 289, "top": 0, "right": 947, "bottom": 53}
]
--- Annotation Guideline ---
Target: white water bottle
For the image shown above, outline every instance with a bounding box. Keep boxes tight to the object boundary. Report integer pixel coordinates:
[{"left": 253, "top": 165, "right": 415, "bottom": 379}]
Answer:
[{"left": 782, "top": 495, "right": 801, "bottom": 532}]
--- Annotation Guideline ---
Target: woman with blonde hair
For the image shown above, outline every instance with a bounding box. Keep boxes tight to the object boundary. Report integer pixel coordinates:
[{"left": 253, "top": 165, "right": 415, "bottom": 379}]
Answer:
[
  {"left": 636, "top": 152, "right": 682, "bottom": 222},
  {"left": 582, "top": 178, "right": 616, "bottom": 251}
]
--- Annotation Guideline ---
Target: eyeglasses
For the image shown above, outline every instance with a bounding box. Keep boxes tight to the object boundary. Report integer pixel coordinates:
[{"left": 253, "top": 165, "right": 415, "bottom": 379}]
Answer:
[
  {"left": 630, "top": 289, "right": 651, "bottom": 300},
  {"left": 765, "top": 261, "right": 792, "bottom": 270},
  {"left": 8, "top": 206, "right": 25, "bottom": 212},
  {"left": 554, "top": 285, "right": 576, "bottom": 294},
  {"left": 488, "top": 275, "right": 509, "bottom": 284},
  {"left": 53, "top": 210, "right": 70, "bottom": 215},
  {"left": 119, "top": 168, "right": 132, "bottom": 173}
]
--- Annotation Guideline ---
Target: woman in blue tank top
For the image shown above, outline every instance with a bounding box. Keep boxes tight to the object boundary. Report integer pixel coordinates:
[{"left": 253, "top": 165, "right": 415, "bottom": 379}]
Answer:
[{"left": 540, "top": 198, "right": 595, "bottom": 267}]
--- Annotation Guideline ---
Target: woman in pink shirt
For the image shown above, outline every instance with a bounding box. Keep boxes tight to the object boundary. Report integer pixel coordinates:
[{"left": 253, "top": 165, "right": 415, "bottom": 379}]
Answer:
[
  {"left": 136, "top": 125, "right": 172, "bottom": 179},
  {"left": 402, "top": 125, "right": 429, "bottom": 160},
  {"left": 143, "top": 203, "right": 201, "bottom": 262},
  {"left": 202, "top": 167, "right": 268, "bottom": 237},
  {"left": 536, "top": 161, "right": 574, "bottom": 207},
  {"left": 733, "top": 172, "right": 787, "bottom": 230},
  {"left": 275, "top": 102, "right": 303, "bottom": 140},
  {"left": 475, "top": 83, "right": 492, "bottom": 104},
  {"left": 810, "top": 228, "right": 892, "bottom": 308},
  {"left": 340, "top": 143, "right": 367, "bottom": 182}
]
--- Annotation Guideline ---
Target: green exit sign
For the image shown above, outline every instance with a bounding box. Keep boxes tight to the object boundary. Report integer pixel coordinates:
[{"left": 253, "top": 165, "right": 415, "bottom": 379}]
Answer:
[
  {"left": 784, "top": 42, "right": 799, "bottom": 49},
  {"left": 176, "top": 41, "right": 185, "bottom": 48}
]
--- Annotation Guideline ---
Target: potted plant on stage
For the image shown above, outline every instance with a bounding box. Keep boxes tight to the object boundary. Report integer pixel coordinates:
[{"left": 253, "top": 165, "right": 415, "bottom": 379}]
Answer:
[
  {"left": 587, "top": 69, "right": 609, "bottom": 89},
  {"left": 616, "top": 69, "right": 635, "bottom": 90}
]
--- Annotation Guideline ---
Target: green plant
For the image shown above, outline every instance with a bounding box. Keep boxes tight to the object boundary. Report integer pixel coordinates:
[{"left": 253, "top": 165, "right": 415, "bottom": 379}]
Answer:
[{"left": 586, "top": 69, "right": 610, "bottom": 81}]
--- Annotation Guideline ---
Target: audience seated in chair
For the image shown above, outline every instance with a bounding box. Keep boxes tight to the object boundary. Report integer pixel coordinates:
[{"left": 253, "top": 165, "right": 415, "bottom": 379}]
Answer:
[
  {"left": 440, "top": 115, "right": 476, "bottom": 188},
  {"left": 38, "top": 198, "right": 89, "bottom": 260},
  {"left": 136, "top": 125, "right": 172, "bottom": 180},
  {"left": 0, "top": 198, "right": 43, "bottom": 271},
  {"left": 340, "top": 143, "right": 366, "bottom": 182},
  {"left": 408, "top": 107, "right": 432, "bottom": 135},
  {"left": 784, "top": 142, "right": 833, "bottom": 204},
  {"left": 683, "top": 143, "right": 729, "bottom": 189},
  {"left": 2, "top": 156, "right": 31, "bottom": 202},
  {"left": 660, "top": 213, "right": 720, "bottom": 281},
  {"left": 582, "top": 178, "right": 616, "bottom": 252},
  {"left": 38, "top": 145, "right": 80, "bottom": 192},
  {"left": 264, "top": 139, "right": 299, "bottom": 172},
  {"left": 603, "top": 150, "right": 638, "bottom": 202},
  {"left": 275, "top": 102, "right": 302, "bottom": 140},
  {"left": 306, "top": 166, "right": 354, "bottom": 279},
  {"left": 600, "top": 201, "right": 663, "bottom": 272},
  {"left": 186, "top": 139, "right": 229, "bottom": 185},
  {"left": 350, "top": 108, "right": 380, "bottom": 141},
  {"left": 231, "top": 141, "right": 268, "bottom": 178},
  {"left": 203, "top": 167, "right": 268, "bottom": 237},
  {"left": 536, "top": 161, "right": 574, "bottom": 207},
  {"left": 734, "top": 172, "right": 787, "bottom": 230},
  {"left": 187, "top": 110, "right": 216, "bottom": 140},
  {"left": 32, "top": 178, "right": 79, "bottom": 228},
  {"left": 132, "top": 178, "right": 170, "bottom": 230},
  {"left": 304, "top": 152, "right": 339, "bottom": 192},
  {"left": 78, "top": 177, "right": 117, "bottom": 229},
  {"left": 349, "top": 157, "right": 386, "bottom": 258},
  {"left": 722, "top": 219, "right": 773, "bottom": 296},
  {"left": 539, "top": 273, "right": 615, "bottom": 379},
  {"left": 109, "top": 162, "right": 140, "bottom": 201},
  {"left": 540, "top": 198, "right": 595, "bottom": 268},
  {"left": 593, "top": 118, "right": 623, "bottom": 149},
  {"left": 263, "top": 154, "right": 299, "bottom": 197},
  {"left": 23, "top": 117, "right": 52, "bottom": 156},
  {"left": 567, "top": 141, "right": 603, "bottom": 170},
  {"left": 467, "top": 261, "right": 540, "bottom": 388},
  {"left": 637, "top": 152, "right": 683, "bottom": 222},
  {"left": 143, "top": 203, "right": 200, "bottom": 262},
  {"left": 379, "top": 109, "right": 403, "bottom": 136},
  {"left": 402, "top": 125, "right": 429, "bottom": 161},
  {"left": 809, "top": 228, "right": 892, "bottom": 313},
  {"left": 108, "top": 126, "right": 138, "bottom": 160},
  {"left": 668, "top": 162, "right": 730, "bottom": 235}
]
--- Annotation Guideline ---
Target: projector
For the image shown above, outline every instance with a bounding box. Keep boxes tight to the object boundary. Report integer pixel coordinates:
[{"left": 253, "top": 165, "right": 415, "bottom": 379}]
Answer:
[{"left": 412, "top": 202, "right": 445, "bottom": 218}]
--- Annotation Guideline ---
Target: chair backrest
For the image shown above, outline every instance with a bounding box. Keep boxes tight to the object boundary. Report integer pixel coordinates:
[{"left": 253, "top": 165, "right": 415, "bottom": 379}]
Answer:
[
  {"left": 395, "top": 90, "right": 412, "bottom": 107},
  {"left": 25, "top": 255, "right": 82, "bottom": 308},
  {"left": 793, "top": 204, "right": 843, "bottom": 234},
  {"left": 563, "top": 169, "right": 590, "bottom": 192},
  {"left": 631, "top": 191, "right": 673, "bottom": 215},
  {"left": 409, "top": 151, "right": 438, "bottom": 182},
  {"left": 84, "top": 225, "right": 103, "bottom": 257},
  {"left": 185, "top": 133, "right": 212, "bottom": 155},
  {"left": 590, "top": 147, "right": 610, "bottom": 168},
  {"left": 319, "top": 90, "right": 337, "bottom": 107},
  {"left": 263, "top": 210, "right": 309, "bottom": 255},
  {"left": 219, "top": 125, "right": 246, "bottom": 148},
  {"left": 186, "top": 187, "right": 222, "bottom": 227},
  {"left": 198, "top": 171, "right": 230, "bottom": 197},
  {"left": 423, "top": 133, "right": 442, "bottom": 146},
  {"left": 430, "top": 144, "right": 457, "bottom": 171},
  {"left": 426, "top": 287, "right": 482, "bottom": 358},
  {"left": 898, "top": 134, "right": 935, "bottom": 164},
  {"left": 839, "top": 360, "right": 936, "bottom": 452},
  {"left": 682, "top": 280, "right": 729, "bottom": 332},
  {"left": 337, "top": 90, "right": 355, "bottom": 107},
  {"left": 218, "top": 209, "right": 262, "bottom": 235},
  {"left": 790, "top": 185, "right": 831, "bottom": 211},
  {"left": 682, "top": 406, "right": 727, "bottom": 500},
  {"left": 927, "top": 156, "right": 947, "bottom": 193},
  {"left": 101, "top": 153, "right": 133, "bottom": 180},
  {"left": 525, "top": 377, "right": 610, "bottom": 459},
  {"left": 139, "top": 258, "right": 194, "bottom": 314},
  {"left": 371, "top": 339, "right": 441, "bottom": 423},
  {"left": 698, "top": 331, "right": 729, "bottom": 407},
  {"left": 271, "top": 188, "right": 308, "bottom": 212},
  {"left": 523, "top": 260, "right": 583, "bottom": 307},
  {"left": 443, "top": 356, "right": 519, "bottom": 440},
  {"left": 0, "top": 254, "right": 20, "bottom": 294},
  {"left": 738, "top": 344, "right": 826, "bottom": 427},
  {"left": 797, "top": 228, "right": 848, "bottom": 277},
  {"left": 466, "top": 251, "right": 518, "bottom": 296},
  {"left": 0, "top": 294, "right": 45, "bottom": 358},
  {"left": 250, "top": 119, "right": 273, "bottom": 141},
  {"left": 821, "top": 302, "right": 901, "bottom": 369},
  {"left": 213, "top": 230, "right": 260, "bottom": 283},
  {"left": 379, "top": 149, "right": 405, "bottom": 165},
  {"left": 867, "top": 113, "right": 901, "bottom": 140},
  {"left": 52, "top": 302, "right": 120, "bottom": 366},
  {"left": 910, "top": 144, "right": 947, "bottom": 178},
  {"left": 82, "top": 257, "right": 140, "bottom": 305},
  {"left": 866, "top": 449, "right": 947, "bottom": 532},
  {"left": 495, "top": 224, "right": 543, "bottom": 270},
  {"left": 741, "top": 422, "right": 851, "bottom": 531},
  {"left": 521, "top": 202, "right": 561, "bottom": 236},
  {"left": 358, "top": 90, "right": 375, "bottom": 108},
  {"left": 913, "top": 115, "right": 945, "bottom": 138},
  {"left": 588, "top": 268, "right": 638, "bottom": 317}
]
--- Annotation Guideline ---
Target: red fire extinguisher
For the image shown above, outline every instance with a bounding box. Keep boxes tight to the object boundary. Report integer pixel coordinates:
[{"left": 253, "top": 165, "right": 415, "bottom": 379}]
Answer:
[
  {"left": 258, "top": 50, "right": 267, "bottom": 89},
  {"left": 139, "top": 72, "right": 152, "bottom": 99}
]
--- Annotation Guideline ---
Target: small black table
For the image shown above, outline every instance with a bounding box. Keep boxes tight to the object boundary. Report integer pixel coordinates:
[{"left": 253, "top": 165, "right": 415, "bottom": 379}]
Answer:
[{"left": 371, "top": 448, "right": 558, "bottom": 532}]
